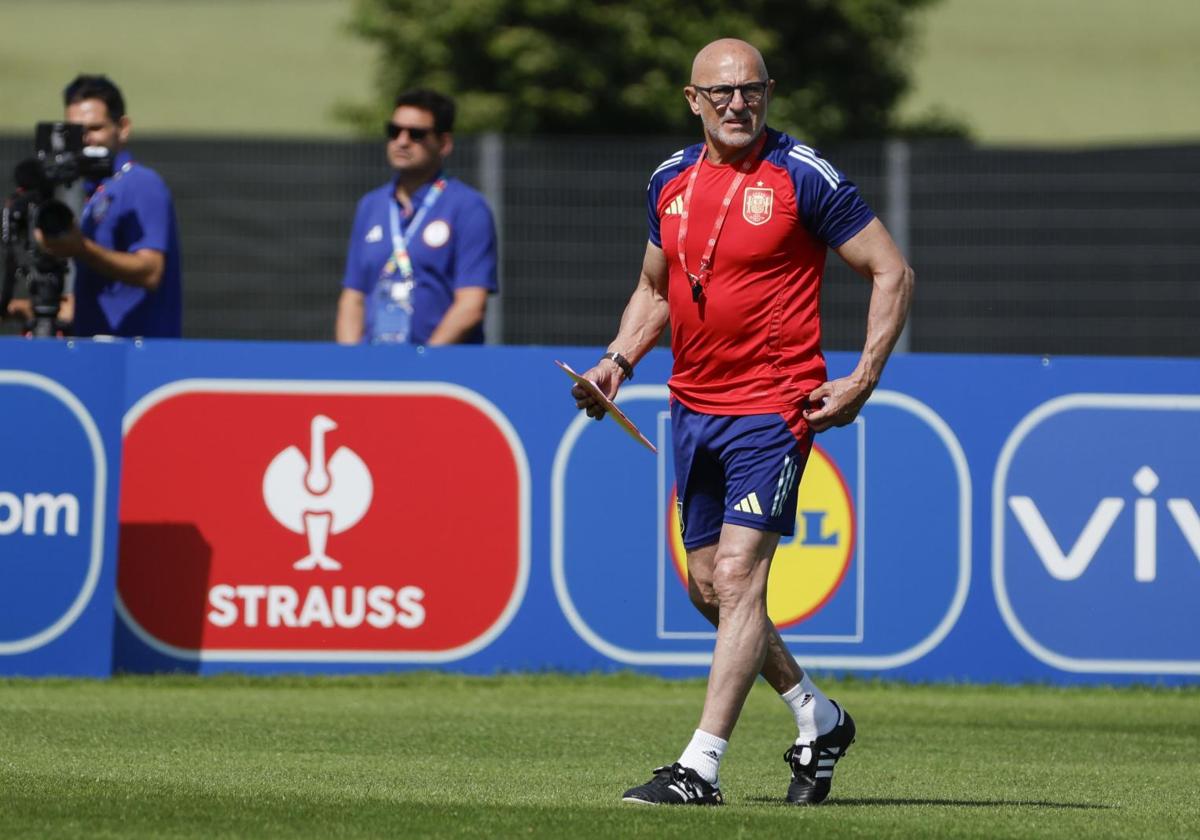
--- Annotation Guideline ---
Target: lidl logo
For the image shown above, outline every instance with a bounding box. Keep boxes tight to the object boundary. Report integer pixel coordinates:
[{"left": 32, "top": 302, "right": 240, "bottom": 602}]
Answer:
[
  {"left": 667, "top": 443, "right": 856, "bottom": 629},
  {"left": 119, "top": 381, "right": 528, "bottom": 662}
]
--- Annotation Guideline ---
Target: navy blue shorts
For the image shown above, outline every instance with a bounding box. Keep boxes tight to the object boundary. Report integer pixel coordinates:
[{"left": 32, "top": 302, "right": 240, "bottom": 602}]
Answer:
[{"left": 671, "top": 401, "right": 813, "bottom": 550}]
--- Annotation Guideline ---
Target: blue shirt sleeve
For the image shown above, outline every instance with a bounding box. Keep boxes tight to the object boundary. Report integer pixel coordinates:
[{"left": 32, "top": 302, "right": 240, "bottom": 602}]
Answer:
[
  {"left": 342, "top": 195, "right": 373, "bottom": 293},
  {"left": 647, "top": 177, "right": 663, "bottom": 248},
  {"left": 647, "top": 147, "right": 699, "bottom": 248},
  {"left": 118, "top": 170, "right": 173, "bottom": 253},
  {"left": 451, "top": 193, "right": 498, "bottom": 292},
  {"left": 790, "top": 148, "right": 875, "bottom": 248}
]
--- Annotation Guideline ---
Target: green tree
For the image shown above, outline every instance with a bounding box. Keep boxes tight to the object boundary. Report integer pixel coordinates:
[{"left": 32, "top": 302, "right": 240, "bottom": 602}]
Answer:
[{"left": 342, "top": 0, "right": 960, "bottom": 142}]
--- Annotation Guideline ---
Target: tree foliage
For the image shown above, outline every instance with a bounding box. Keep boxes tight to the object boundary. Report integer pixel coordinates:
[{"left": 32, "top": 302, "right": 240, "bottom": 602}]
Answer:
[{"left": 342, "top": 0, "right": 959, "bottom": 143}]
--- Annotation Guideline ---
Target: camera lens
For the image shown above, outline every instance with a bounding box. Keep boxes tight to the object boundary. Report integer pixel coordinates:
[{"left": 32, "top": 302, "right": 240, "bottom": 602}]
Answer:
[{"left": 36, "top": 201, "right": 75, "bottom": 238}]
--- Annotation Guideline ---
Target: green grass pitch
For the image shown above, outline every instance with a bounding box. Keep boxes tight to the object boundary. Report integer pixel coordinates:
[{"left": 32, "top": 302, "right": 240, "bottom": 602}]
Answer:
[{"left": 1, "top": 673, "right": 1198, "bottom": 839}]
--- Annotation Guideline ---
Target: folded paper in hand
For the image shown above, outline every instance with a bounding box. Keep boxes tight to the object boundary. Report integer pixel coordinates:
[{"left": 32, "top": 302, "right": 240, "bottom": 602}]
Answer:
[{"left": 555, "top": 359, "right": 657, "bottom": 454}]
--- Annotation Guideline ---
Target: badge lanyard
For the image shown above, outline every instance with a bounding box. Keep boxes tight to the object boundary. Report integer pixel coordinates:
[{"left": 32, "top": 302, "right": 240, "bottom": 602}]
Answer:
[
  {"left": 386, "top": 178, "right": 447, "bottom": 284},
  {"left": 676, "top": 133, "right": 767, "bottom": 301}
]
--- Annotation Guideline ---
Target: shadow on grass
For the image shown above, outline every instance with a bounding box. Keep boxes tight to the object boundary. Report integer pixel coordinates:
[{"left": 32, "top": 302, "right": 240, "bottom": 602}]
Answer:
[{"left": 743, "top": 796, "right": 1114, "bottom": 810}]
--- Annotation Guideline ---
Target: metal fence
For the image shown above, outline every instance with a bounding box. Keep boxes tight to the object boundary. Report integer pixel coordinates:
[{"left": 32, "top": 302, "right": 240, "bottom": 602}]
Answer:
[{"left": 3, "top": 133, "right": 1197, "bottom": 356}]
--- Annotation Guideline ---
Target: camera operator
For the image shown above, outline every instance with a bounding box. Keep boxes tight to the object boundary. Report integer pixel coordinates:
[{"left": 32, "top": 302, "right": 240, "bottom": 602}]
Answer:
[{"left": 33, "top": 74, "right": 182, "bottom": 337}]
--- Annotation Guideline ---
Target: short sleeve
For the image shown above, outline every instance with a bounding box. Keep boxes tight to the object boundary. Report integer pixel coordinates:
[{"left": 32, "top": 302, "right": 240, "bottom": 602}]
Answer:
[
  {"left": 119, "top": 171, "right": 172, "bottom": 253},
  {"left": 646, "top": 147, "right": 689, "bottom": 248},
  {"left": 341, "top": 196, "right": 373, "bottom": 293},
  {"left": 647, "top": 178, "right": 663, "bottom": 248},
  {"left": 451, "top": 193, "right": 498, "bottom": 292},
  {"left": 789, "top": 146, "right": 875, "bottom": 248}
]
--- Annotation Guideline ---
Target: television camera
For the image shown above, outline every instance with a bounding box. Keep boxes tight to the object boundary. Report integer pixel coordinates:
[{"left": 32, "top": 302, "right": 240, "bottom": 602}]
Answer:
[{"left": 1, "top": 122, "right": 112, "bottom": 337}]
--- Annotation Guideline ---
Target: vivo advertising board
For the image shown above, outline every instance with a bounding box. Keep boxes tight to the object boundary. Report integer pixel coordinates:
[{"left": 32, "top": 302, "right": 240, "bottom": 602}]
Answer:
[
  {"left": 995, "top": 394, "right": 1200, "bottom": 675},
  {"left": 0, "top": 340, "right": 124, "bottom": 676}
]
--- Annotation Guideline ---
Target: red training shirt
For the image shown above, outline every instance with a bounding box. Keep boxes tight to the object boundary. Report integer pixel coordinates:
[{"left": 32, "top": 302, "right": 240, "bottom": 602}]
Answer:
[{"left": 648, "top": 127, "right": 875, "bottom": 418}]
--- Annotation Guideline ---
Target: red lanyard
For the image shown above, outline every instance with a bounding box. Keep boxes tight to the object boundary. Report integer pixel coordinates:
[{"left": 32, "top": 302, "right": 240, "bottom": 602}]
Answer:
[{"left": 676, "top": 133, "right": 767, "bottom": 301}]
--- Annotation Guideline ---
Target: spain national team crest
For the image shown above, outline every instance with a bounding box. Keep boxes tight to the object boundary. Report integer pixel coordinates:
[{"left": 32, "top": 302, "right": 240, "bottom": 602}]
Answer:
[{"left": 742, "top": 186, "right": 774, "bottom": 226}]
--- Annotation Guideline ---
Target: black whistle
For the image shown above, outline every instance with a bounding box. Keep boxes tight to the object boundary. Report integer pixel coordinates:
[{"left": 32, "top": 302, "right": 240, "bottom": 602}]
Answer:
[{"left": 691, "top": 281, "right": 702, "bottom": 302}]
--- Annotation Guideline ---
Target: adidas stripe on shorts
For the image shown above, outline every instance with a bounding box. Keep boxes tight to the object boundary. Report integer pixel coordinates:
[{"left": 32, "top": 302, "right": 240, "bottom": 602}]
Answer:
[{"left": 670, "top": 400, "right": 813, "bottom": 550}]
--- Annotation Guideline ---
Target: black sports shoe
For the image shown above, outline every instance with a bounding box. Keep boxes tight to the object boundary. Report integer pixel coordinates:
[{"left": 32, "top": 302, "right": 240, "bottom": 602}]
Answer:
[
  {"left": 622, "top": 763, "right": 725, "bottom": 805},
  {"left": 784, "top": 700, "right": 856, "bottom": 805}
]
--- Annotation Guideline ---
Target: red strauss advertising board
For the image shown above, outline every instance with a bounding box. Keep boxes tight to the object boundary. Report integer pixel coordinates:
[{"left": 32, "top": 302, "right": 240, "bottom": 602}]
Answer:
[{"left": 117, "top": 381, "right": 529, "bottom": 663}]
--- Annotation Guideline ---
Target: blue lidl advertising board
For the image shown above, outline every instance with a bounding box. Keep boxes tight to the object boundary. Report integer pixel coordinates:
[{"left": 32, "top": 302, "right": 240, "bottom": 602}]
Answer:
[
  {"left": 553, "top": 386, "right": 968, "bottom": 672},
  {"left": 0, "top": 337, "right": 1196, "bottom": 683}
]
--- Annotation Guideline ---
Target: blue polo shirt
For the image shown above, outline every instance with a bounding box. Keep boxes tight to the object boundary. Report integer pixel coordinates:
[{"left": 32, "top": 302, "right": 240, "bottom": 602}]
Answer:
[
  {"left": 74, "top": 150, "right": 183, "bottom": 338},
  {"left": 342, "top": 174, "right": 498, "bottom": 344}
]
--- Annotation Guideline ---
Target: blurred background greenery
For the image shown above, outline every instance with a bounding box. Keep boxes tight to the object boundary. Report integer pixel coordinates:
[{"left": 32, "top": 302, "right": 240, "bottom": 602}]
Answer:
[{"left": 1, "top": 0, "right": 1196, "bottom": 145}]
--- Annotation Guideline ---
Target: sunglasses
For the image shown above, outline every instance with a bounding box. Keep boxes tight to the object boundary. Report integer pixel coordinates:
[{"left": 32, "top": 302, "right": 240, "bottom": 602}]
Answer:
[{"left": 385, "top": 122, "right": 434, "bottom": 141}]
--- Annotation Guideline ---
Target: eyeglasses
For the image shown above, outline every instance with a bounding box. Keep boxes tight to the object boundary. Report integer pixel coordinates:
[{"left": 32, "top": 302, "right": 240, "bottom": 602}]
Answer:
[
  {"left": 385, "top": 123, "right": 434, "bottom": 141},
  {"left": 691, "top": 81, "right": 770, "bottom": 107}
]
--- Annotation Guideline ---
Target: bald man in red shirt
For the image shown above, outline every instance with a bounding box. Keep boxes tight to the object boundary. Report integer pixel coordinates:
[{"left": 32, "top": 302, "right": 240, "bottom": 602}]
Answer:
[{"left": 573, "top": 38, "right": 913, "bottom": 806}]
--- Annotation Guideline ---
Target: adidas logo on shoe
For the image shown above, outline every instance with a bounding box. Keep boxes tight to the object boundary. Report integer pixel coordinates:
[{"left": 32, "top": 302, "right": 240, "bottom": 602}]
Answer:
[
  {"left": 784, "top": 701, "right": 856, "bottom": 805},
  {"left": 622, "top": 763, "right": 725, "bottom": 806}
]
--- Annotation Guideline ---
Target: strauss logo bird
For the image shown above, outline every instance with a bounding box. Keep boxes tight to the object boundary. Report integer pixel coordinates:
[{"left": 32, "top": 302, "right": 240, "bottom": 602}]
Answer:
[{"left": 262, "top": 414, "right": 373, "bottom": 570}]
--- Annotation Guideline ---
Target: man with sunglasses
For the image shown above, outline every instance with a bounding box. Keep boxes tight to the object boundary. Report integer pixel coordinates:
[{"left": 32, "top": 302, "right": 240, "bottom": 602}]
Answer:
[
  {"left": 32, "top": 74, "right": 182, "bottom": 337},
  {"left": 571, "top": 39, "right": 913, "bottom": 806},
  {"left": 336, "top": 88, "right": 497, "bottom": 346}
]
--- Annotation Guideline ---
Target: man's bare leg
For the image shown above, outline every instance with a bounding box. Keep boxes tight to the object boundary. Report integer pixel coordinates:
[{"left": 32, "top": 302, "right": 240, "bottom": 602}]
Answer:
[
  {"left": 685, "top": 526, "right": 856, "bottom": 806},
  {"left": 686, "top": 538, "right": 804, "bottom": 695},
  {"left": 688, "top": 531, "right": 840, "bottom": 740},
  {"left": 691, "top": 523, "right": 781, "bottom": 739}
]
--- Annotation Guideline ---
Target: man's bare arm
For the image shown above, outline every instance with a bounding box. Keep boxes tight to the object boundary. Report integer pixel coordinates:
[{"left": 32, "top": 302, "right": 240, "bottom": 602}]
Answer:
[
  {"left": 36, "top": 225, "right": 164, "bottom": 290},
  {"left": 335, "top": 288, "right": 366, "bottom": 344},
  {"left": 804, "top": 218, "right": 914, "bottom": 432},
  {"left": 573, "top": 242, "right": 670, "bottom": 417},
  {"left": 426, "top": 286, "right": 489, "bottom": 345}
]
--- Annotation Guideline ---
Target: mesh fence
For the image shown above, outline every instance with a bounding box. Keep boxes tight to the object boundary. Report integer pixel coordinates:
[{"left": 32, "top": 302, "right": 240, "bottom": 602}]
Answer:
[
  {"left": 2, "top": 133, "right": 1197, "bottom": 355},
  {"left": 909, "top": 142, "right": 1200, "bottom": 356}
]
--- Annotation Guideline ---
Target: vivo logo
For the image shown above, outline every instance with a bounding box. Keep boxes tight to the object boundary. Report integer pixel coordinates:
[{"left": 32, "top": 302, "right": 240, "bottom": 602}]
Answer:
[
  {"left": 0, "top": 491, "right": 80, "bottom": 537},
  {"left": 1009, "top": 466, "right": 1200, "bottom": 582}
]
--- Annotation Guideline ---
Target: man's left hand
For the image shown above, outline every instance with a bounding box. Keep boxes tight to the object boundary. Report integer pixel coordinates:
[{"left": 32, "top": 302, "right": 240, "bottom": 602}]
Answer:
[
  {"left": 5, "top": 298, "right": 33, "bottom": 321},
  {"left": 802, "top": 375, "right": 874, "bottom": 432}
]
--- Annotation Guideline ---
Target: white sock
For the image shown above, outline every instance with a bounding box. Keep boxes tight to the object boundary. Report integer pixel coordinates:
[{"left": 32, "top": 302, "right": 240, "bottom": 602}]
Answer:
[
  {"left": 780, "top": 672, "right": 839, "bottom": 745},
  {"left": 677, "top": 728, "right": 727, "bottom": 785}
]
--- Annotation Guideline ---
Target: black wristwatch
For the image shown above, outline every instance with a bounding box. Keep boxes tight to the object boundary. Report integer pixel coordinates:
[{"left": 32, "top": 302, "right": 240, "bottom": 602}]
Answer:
[{"left": 601, "top": 351, "right": 634, "bottom": 381}]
